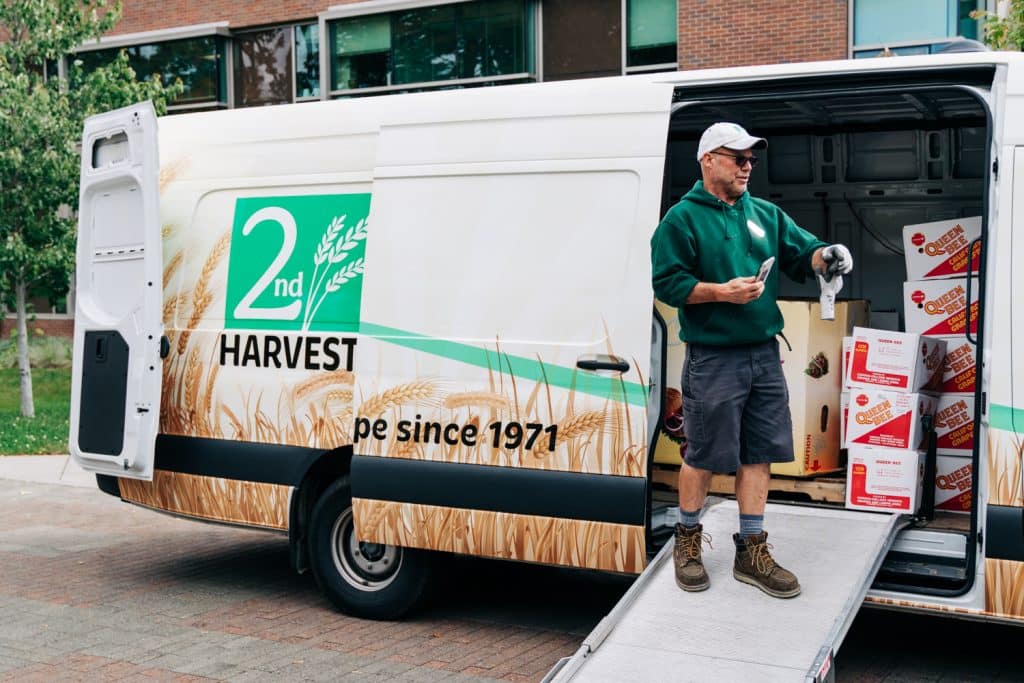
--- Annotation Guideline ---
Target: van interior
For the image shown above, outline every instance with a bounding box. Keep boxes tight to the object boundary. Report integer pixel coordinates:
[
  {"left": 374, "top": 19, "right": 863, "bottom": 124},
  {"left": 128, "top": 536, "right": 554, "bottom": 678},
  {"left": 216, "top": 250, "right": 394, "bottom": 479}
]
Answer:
[{"left": 649, "top": 77, "right": 989, "bottom": 598}]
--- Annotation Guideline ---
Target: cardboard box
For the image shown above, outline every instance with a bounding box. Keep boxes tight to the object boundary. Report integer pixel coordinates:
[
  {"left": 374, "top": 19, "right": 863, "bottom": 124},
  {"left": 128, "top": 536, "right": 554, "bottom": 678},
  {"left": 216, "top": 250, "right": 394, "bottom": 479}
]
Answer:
[
  {"left": 845, "top": 390, "right": 937, "bottom": 450},
  {"left": 935, "top": 455, "right": 972, "bottom": 514},
  {"left": 903, "top": 278, "right": 979, "bottom": 337},
  {"left": 939, "top": 338, "right": 977, "bottom": 395},
  {"left": 840, "top": 391, "right": 849, "bottom": 447},
  {"left": 846, "top": 327, "right": 946, "bottom": 394},
  {"left": 903, "top": 216, "right": 981, "bottom": 280},
  {"left": 846, "top": 447, "right": 923, "bottom": 513},
  {"left": 772, "top": 300, "right": 870, "bottom": 476},
  {"left": 935, "top": 395, "right": 975, "bottom": 456}
]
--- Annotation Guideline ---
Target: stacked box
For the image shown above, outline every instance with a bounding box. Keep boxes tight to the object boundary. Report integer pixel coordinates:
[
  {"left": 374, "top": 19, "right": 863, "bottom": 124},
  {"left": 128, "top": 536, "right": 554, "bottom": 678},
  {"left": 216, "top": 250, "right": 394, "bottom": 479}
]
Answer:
[
  {"left": 935, "top": 455, "right": 973, "bottom": 514},
  {"left": 903, "top": 217, "right": 981, "bottom": 280},
  {"left": 845, "top": 327, "right": 946, "bottom": 394},
  {"left": 902, "top": 216, "right": 981, "bottom": 281},
  {"left": 902, "top": 217, "right": 980, "bottom": 516},
  {"left": 845, "top": 390, "right": 937, "bottom": 451},
  {"left": 843, "top": 327, "right": 942, "bottom": 513},
  {"left": 903, "top": 279, "right": 979, "bottom": 338},
  {"left": 845, "top": 447, "right": 924, "bottom": 513}
]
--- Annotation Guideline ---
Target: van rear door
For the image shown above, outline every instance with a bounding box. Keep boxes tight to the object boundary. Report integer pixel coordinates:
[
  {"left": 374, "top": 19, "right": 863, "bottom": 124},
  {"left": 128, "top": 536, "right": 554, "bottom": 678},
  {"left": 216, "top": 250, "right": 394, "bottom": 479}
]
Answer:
[
  {"left": 350, "top": 78, "right": 673, "bottom": 573},
  {"left": 70, "top": 102, "right": 162, "bottom": 481}
]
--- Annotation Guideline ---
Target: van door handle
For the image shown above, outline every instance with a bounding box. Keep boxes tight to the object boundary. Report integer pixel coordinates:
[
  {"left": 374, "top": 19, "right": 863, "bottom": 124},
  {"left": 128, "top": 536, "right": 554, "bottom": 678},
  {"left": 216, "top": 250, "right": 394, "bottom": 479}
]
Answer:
[
  {"left": 576, "top": 355, "right": 631, "bottom": 373},
  {"left": 965, "top": 237, "right": 981, "bottom": 346}
]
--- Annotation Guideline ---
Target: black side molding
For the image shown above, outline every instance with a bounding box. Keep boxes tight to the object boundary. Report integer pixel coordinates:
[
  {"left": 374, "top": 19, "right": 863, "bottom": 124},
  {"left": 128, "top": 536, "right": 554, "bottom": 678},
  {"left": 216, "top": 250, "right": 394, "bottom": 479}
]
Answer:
[
  {"left": 96, "top": 473, "right": 121, "bottom": 498},
  {"left": 351, "top": 455, "right": 646, "bottom": 526},
  {"left": 155, "top": 435, "right": 327, "bottom": 486},
  {"left": 986, "top": 505, "right": 1024, "bottom": 562}
]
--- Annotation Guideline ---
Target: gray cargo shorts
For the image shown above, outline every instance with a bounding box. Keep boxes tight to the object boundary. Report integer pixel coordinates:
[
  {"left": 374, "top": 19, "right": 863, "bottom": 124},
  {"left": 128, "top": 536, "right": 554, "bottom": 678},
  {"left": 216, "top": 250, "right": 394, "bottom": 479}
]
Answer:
[{"left": 681, "top": 339, "right": 795, "bottom": 473}]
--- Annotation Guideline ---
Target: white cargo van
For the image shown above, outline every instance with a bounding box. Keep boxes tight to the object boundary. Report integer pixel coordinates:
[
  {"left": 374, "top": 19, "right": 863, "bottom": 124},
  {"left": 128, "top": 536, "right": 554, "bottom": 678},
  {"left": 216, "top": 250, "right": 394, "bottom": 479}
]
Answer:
[{"left": 70, "top": 52, "right": 1024, "bottom": 659}]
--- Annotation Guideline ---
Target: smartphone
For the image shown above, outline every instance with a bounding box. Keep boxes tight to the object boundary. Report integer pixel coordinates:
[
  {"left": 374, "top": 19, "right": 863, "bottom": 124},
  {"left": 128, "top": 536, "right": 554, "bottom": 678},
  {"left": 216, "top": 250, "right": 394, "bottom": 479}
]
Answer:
[{"left": 756, "top": 256, "right": 775, "bottom": 283}]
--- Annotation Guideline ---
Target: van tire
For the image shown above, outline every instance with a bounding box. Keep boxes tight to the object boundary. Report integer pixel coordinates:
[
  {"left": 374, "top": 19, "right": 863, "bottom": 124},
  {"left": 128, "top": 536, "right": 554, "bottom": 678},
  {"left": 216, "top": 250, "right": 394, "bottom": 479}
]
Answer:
[{"left": 308, "top": 476, "right": 431, "bottom": 620}]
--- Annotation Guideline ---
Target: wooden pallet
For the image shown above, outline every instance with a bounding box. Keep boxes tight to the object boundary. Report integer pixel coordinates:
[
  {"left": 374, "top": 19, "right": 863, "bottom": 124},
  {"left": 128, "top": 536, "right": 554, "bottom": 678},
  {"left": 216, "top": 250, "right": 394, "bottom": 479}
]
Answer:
[{"left": 652, "top": 464, "right": 847, "bottom": 505}]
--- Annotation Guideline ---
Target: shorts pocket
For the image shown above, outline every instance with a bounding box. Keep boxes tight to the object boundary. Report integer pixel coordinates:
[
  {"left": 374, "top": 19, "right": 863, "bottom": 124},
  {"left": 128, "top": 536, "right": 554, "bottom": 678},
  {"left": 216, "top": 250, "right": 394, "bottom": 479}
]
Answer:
[{"left": 682, "top": 398, "right": 705, "bottom": 444}]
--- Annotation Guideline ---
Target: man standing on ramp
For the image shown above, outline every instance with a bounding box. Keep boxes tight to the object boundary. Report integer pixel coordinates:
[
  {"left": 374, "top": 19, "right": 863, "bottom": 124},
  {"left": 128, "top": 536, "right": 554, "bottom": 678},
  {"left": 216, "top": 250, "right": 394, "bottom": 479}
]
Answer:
[{"left": 651, "top": 122, "right": 854, "bottom": 598}]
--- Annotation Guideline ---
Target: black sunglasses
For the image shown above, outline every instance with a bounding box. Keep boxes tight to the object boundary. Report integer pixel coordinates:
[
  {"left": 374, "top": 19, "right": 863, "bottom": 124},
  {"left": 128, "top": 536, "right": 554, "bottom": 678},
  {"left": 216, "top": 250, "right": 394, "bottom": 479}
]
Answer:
[{"left": 709, "top": 151, "right": 759, "bottom": 167}]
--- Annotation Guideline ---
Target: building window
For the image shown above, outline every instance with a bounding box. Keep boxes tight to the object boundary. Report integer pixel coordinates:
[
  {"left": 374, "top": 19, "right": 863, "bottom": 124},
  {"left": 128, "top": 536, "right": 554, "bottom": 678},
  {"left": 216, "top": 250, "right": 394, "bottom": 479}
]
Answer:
[
  {"left": 74, "top": 35, "right": 228, "bottom": 109},
  {"left": 295, "top": 23, "right": 320, "bottom": 99},
  {"left": 853, "top": 0, "right": 981, "bottom": 57},
  {"left": 626, "top": 0, "right": 677, "bottom": 70},
  {"left": 234, "top": 28, "right": 293, "bottom": 107},
  {"left": 233, "top": 23, "right": 320, "bottom": 107},
  {"left": 328, "top": 0, "right": 534, "bottom": 96}
]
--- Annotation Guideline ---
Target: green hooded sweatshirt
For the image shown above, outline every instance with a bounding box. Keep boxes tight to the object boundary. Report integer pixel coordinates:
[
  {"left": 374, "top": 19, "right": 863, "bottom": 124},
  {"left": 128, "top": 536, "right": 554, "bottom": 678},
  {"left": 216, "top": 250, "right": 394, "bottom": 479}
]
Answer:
[{"left": 651, "top": 180, "right": 827, "bottom": 346}]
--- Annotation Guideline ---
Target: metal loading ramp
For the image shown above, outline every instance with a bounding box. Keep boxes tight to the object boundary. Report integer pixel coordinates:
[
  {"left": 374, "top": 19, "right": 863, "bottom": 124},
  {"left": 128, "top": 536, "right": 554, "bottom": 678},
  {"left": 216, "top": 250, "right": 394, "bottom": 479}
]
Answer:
[{"left": 550, "top": 500, "right": 906, "bottom": 683}]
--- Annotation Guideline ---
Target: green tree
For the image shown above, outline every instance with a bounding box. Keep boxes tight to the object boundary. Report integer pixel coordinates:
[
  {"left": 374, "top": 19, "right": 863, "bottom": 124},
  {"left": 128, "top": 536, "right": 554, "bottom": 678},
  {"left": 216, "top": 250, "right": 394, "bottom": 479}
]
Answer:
[
  {"left": 0, "top": 1, "right": 182, "bottom": 419},
  {"left": 973, "top": 0, "right": 1024, "bottom": 50}
]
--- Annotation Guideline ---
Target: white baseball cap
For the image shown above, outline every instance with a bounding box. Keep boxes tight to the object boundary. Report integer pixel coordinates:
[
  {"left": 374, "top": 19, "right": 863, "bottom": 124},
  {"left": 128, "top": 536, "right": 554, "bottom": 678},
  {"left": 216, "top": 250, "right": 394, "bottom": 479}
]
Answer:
[{"left": 696, "top": 122, "right": 767, "bottom": 161}]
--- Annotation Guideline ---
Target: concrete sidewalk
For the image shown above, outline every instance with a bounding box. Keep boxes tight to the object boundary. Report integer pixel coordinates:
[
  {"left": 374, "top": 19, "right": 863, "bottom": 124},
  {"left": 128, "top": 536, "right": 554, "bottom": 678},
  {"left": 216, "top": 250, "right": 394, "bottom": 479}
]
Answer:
[{"left": 0, "top": 454, "right": 95, "bottom": 488}]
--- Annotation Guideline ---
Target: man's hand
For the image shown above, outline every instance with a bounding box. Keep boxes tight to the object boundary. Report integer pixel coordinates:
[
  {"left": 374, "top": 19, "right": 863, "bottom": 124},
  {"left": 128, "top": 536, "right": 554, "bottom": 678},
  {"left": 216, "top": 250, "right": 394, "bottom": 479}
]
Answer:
[
  {"left": 819, "top": 244, "right": 854, "bottom": 276},
  {"left": 717, "top": 276, "right": 765, "bottom": 304}
]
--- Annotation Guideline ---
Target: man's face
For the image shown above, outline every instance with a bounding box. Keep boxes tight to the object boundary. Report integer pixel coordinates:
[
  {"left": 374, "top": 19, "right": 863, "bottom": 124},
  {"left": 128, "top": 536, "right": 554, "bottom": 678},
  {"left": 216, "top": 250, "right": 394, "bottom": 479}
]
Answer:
[{"left": 704, "top": 146, "right": 757, "bottom": 200}]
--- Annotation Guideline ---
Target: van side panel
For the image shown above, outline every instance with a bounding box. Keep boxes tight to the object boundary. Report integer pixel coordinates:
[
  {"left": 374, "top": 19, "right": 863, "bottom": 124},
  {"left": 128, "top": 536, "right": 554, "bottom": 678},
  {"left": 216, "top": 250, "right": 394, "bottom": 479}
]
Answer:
[{"left": 350, "top": 81, "right": 673, "bottom": 572}]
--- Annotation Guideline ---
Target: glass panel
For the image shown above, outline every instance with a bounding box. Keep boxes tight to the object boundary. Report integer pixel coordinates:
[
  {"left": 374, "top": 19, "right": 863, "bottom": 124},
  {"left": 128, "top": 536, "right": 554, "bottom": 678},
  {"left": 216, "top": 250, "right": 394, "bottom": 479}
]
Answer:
[
  {"left": 295, "top": 23, "right": 320, "bottom": 98},
  {"left": 854, "top": 0, "right": 950, "bottom": 45},
  {"left": 233, "top": 28, "right": 292, "bottom": 107},
  {"left": 332, "top": 14, "right": 391, "bottom": 90},
  {"left": 627, "top": 0, "right": 677, "bottom": 67},
  {"left": 329, "top": 0, "right": 527, "bottom": 92},
  {"left": 628, "top": 0, "right": 676, "bottom": 48},
  {"left": 957, "top": 0, "right": 979, "bottom": 40},
  {"left": 75, "top": 36, "right": 225, "bottom": 105}
]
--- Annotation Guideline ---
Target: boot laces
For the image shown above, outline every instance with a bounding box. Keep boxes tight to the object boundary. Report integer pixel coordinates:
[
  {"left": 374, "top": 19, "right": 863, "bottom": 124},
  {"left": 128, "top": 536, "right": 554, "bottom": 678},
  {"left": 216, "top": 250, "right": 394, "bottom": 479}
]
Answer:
[
  {"left": 748, "top": 539, "right": 777, "bottom": 575},
  {"left": 677, "top": 529, "right": 712, "bottom": 562}
]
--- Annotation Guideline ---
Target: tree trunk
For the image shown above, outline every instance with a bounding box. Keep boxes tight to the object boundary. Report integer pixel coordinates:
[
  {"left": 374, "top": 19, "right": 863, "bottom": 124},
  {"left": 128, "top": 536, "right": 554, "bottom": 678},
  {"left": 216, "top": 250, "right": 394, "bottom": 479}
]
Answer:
[{"left": 15, "top": 280, "right": 35, "bottom": 419}]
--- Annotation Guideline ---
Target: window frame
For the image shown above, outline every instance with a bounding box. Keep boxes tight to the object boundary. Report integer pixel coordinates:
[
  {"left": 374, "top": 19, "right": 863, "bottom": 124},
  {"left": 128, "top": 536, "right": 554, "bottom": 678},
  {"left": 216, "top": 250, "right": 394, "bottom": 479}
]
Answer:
[
  {"left": 318, "top": 0, "right": 538, "bottom": 99},
  {"left": 73, "top": 22, "right": 233, "bottom": 112},
  {"left": 622, "top": 0, "right": 678, "bottom": 75},
  {"left": 231, "top": 21, "right": 321, "bottom": 108},
  {"left": 847, "top": 0, "right": 989, "bottom": 58}
]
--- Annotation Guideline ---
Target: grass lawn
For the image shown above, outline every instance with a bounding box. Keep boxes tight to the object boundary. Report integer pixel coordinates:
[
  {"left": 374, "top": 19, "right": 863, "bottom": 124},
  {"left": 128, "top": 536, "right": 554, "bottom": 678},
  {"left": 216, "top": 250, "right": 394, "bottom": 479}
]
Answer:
[{"left": 0, "top": 368, "right": 71, "bottom": 455}]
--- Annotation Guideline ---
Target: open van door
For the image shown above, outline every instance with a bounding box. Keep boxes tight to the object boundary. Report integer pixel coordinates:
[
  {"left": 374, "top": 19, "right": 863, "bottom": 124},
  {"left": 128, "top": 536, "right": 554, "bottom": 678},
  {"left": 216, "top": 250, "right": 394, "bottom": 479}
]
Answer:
[{"left": 69, "top": 102, "right": 162, "bottom": 481}]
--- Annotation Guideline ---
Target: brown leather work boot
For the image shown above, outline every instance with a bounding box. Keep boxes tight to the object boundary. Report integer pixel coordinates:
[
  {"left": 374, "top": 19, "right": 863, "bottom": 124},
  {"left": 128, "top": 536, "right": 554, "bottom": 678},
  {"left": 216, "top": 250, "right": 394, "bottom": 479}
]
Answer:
[
  {"left": 733, "top": 531, "right": 801, "bottom": 598},
  {"left": 673, "top": 523, "right": 711, "bottom": 592}
]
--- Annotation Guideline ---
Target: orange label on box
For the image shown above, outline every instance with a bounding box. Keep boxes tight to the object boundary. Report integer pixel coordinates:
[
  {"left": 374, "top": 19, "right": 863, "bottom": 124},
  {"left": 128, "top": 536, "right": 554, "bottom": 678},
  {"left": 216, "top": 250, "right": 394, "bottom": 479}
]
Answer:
[
  {"left": 849, "top": 462, "right": 911, "bottom": 510},
  {"left": 849, "top": 340, "right": 909, "bottom": 389}
]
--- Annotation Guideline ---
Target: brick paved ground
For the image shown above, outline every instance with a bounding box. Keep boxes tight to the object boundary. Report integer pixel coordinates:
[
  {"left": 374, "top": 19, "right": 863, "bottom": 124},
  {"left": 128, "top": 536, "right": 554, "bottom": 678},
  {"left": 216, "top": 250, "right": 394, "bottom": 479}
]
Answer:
[
  {"left": 0, "top": 479, "right": 628, "bottom": 682},
  {"left": 3, "top": 474, "right": 1024, "bottom": 682}
]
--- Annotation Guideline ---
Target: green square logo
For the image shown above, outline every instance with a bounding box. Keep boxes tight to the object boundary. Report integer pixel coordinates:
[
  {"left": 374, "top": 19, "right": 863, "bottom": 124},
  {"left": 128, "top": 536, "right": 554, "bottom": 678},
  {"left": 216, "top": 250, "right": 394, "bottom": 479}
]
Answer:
[{"left": 225, "top": 194, "right": 371, "bottom": 332}]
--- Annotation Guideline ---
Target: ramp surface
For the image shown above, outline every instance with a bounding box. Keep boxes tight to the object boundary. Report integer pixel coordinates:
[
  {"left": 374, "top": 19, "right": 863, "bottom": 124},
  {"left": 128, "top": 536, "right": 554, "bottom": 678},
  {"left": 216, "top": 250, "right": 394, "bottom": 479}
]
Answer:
[{"left": 554, "top": 500, "right": 904, "bottom": 683}]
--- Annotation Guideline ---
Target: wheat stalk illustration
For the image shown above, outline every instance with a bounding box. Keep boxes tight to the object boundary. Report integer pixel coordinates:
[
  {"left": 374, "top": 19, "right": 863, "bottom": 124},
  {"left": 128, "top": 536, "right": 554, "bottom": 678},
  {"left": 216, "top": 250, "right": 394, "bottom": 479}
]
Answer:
[
  {"left": 302, "top": 215, "right": 368, "bottom": 331},
  {"left": 306, "top": 257, "right": 365, "bottom": 328},
  {"left": 178, "top": 231, "right": 230, "bottom": 354},
  {"left": 360, "top": 381, "right": 437, "bottom": 419},
  {"left": 305, "top": 215, "right": 346, "bottom": 317}
]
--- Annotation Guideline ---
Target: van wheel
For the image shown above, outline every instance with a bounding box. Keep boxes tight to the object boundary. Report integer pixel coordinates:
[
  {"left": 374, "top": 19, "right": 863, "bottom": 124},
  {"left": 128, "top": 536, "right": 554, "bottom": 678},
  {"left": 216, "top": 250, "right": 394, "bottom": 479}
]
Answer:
[{"left": 308, "top": 476, "right": 431, "bottom": 620}]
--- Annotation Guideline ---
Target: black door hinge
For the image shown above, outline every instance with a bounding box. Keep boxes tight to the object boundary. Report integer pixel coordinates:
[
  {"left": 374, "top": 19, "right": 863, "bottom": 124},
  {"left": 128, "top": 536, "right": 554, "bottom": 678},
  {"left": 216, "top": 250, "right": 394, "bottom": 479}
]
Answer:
[{"left": 993, "top": 158, "right": 999, "bottom": 178}]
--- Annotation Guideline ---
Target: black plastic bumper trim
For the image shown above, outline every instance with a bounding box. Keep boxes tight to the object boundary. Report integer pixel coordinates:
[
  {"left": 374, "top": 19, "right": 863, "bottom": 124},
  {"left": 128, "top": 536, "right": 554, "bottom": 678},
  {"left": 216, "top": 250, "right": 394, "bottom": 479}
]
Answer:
[
  {"left": 986, "top": 505, "right": 1024, "bottom": 562},
  {"left": 350, "top": 455, "right": 646, "bottom": 526},
  {"left": 154, "top": 434, "right": 325, "bottom": 486}
]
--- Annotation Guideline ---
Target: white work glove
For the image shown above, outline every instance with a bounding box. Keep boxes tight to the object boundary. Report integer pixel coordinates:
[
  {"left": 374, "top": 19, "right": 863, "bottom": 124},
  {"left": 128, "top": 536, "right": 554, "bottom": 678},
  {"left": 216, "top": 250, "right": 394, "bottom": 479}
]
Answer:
[{"left": 821, "top": 244, "right": 854, "bottom": 276}]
